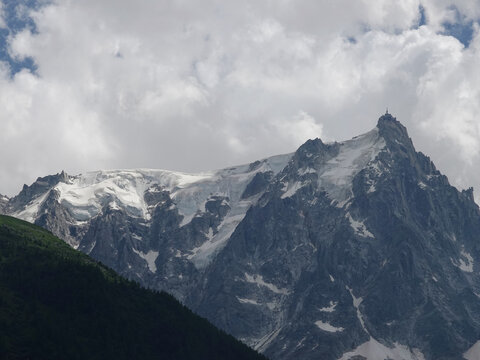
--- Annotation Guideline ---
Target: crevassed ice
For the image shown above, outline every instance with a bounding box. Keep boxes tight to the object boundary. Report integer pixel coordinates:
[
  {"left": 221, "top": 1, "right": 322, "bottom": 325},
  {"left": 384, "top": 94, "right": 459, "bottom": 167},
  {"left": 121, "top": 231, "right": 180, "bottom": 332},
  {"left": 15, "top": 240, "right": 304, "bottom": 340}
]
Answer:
[
  {"left": 55, "top": 169, "right": 214, "bottom": 221},
  {"left": 14, "top": 153, "right": 293, "bottom": 271},
  {"left": 43, "top": 153, "right": 293, "bottom": 226}
]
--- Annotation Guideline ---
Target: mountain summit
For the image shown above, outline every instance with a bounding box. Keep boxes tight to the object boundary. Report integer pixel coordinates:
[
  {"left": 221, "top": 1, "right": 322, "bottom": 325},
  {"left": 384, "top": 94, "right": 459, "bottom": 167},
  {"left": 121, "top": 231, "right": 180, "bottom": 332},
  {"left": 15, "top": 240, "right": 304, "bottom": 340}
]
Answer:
[{"left": 3, "top": 114, "right": 480, "bottom": 360}]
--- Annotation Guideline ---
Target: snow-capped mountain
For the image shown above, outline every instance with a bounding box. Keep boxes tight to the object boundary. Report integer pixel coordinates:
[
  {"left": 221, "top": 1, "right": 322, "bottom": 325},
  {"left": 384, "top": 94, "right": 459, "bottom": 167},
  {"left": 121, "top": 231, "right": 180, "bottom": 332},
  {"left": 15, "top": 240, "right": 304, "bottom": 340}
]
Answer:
[
  {"left": 3, "top": 113, "right": 480, "bottom": 360},
  {"left": 3, "top": 152, "right": 292, "bottom": 300}
]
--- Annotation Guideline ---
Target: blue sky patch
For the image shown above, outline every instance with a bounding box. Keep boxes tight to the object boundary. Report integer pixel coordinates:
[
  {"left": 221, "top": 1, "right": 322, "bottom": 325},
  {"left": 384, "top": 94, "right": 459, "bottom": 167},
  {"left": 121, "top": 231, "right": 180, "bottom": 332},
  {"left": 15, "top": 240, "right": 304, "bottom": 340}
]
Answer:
[
  {"left": 443, "top": 20, "right": 475, "bottom": 47},
  {"left": 418, "top": 5, "right": 427, "bottom": 27},
  {"left": 0, "top": 0, "right": 47, "bottom": 76},
  {"left": 441, "top": 5, "right": 476, "bottom": 47}
]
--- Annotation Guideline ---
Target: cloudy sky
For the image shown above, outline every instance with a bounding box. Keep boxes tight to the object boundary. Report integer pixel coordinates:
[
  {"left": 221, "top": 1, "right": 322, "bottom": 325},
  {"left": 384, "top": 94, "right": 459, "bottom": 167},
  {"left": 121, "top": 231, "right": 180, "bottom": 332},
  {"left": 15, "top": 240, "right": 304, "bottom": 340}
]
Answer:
[{"left": 1, "top": 0, "right": 480, "bottom": 202}]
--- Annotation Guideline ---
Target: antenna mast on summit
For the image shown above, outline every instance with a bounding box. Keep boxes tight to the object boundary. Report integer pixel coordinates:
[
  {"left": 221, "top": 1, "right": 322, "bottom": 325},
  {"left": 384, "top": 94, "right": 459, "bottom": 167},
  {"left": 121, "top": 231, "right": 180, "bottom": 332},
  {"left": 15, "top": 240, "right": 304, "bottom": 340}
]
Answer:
[{"left": 386, "top": 107, "right": 389, "bottom": 115}]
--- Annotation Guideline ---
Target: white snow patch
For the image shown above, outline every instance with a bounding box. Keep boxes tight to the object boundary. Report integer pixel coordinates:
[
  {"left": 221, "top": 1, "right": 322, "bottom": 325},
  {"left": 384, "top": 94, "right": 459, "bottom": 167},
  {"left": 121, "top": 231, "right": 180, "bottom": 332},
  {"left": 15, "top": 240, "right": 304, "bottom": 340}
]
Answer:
[
  {"left": 204, "top": 227, "right": 214, "bottom": 241},
  {"left": 298, "top": 167, "right": 316, "bottom": 176},
  {"left": 452, "top": 248, "right": 474, "bottom": 273},
  {"left": 319, "top": 301, "right": 337, "bottom": 313},
  {"left": 174, "top": 153, "right": 291, "bottom": 227},
  {"left": 281, "top": 181, "right": 305, "bottom": 199},
  {"left": 317, "top": 128, "right": 386, "bottom": 205},
  {"left": 245, "top": 273, "right": 289, "bottom": 295},
  {"left": 187, "top": 213, "right": 246, "bottom": 269},
  {"left": 347, "top": 287, "right": 368, "bottom": 333},
  {"left": 13, "top": 191, "right": 50, "bottom": 223},
  {"left": 460, "top": 249, "right": 474, "bottom": 273},
  {"left": 347, "top": 213, "right": 374, "bottom": 238},
  {"left": 264, "top": 153, "right": 294, "bottom": 174},
  {"left": 315, "top": 320, "right": 344, "bottom": 333},
  {"left": 237, "top": 297, "right": 260, "bottom": 305},
  {"left": 132, "top": 248, "right": 159, "bottom": 273},
  {"left": 464, "top": 340, "right": 480, "bottom": 360},
  {"left": 174, "top": 249, "right": 183, "bottom": 258},
  {"left": 432, "top": 276, "right": 438, "bottom": 282},
  {"left": 254, "top": 327, "right": 282, "bottom": 352},
  {"left": 266, "top": 301, "right": 277, "bottom": 311},
  {"left": 329, "top": 274, "right": 335, "bottom": 282},
  {"left": 418, "top": 181, "right": 428, "bottom": 190},
  {"left": 108, "top": 201, "right": 121, "bottom": 211},
  {"left": 296, "top": 336, "right": 307, "bottom": 349},
  {"left": 338, "top": 339, "right": 425, "bottom": 360},
  {"left": 179, "top": 213, "right": 196, "bottom": 227},
  {"left": 343, "top": 287, "right": 425, "bottom": 360}
]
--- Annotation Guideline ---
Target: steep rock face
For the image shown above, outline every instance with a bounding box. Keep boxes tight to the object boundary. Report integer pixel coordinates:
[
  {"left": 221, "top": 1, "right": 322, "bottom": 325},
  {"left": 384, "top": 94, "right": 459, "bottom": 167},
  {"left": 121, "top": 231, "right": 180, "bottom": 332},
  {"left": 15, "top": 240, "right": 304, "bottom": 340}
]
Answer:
[
  {"left": 190, "top": 114, "right": 480, "bottom": 360},
  {"left": 4, "top": 113, "right": 480, "bottom": 360},
  {"left": 35, "top": 189, "right": 83, "bottom": 246},
  {"left": 8, "top": 171, "right": 70, "bottom": 215}
]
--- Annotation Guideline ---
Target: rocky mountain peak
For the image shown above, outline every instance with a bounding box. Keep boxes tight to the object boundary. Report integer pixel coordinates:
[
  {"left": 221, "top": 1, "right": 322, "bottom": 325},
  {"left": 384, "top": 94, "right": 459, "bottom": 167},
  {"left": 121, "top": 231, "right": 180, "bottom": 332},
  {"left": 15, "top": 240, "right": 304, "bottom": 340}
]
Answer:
[
  {"left": 8, "top": 171, "right": 71, "bottom": 212},
  {"left": 296, "top": 137, "right": 328, "bottom": 154},
  {"left": 462, "top": 186, "right": 476, "bottom": 203},
  {"left": 3, "top": 114, "right": 480, "bottom": 360},
  {"left": 376, "top": 112, "right": 415, "bottom": 153},
  {"left": 287, "top": 137, "right": 340, "bottom": 174},
  {"left": 370, "top": 112, "right": 446, "bottom": 187}
]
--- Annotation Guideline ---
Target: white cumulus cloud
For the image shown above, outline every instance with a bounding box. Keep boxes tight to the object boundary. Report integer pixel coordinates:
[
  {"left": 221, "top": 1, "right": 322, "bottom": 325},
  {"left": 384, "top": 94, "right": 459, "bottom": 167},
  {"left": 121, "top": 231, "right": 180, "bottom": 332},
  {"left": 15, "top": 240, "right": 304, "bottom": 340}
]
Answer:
[{"left": 0, "top": 0, "right": 480, "bottom": 204}]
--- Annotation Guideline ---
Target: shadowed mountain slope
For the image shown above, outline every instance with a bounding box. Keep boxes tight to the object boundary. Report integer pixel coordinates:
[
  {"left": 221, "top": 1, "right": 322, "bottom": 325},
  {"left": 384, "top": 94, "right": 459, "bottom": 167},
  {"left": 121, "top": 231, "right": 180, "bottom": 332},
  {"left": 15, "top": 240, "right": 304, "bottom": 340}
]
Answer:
[{"left": 0, "top": 215, "right": 267, "bottom": 360}]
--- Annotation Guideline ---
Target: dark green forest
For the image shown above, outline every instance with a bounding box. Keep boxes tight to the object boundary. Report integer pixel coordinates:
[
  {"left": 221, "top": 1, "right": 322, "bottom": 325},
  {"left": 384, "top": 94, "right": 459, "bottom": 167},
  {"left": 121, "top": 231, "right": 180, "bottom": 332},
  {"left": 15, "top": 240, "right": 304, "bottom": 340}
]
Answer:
[{"left": 0, "top": 215, "right": 268, "bottom": 360}]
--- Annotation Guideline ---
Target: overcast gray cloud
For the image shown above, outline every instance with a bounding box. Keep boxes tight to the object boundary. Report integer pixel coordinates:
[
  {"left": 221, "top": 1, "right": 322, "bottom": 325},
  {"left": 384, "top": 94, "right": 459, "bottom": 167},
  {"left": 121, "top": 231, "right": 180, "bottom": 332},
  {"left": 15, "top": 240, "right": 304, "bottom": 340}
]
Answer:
[{"left": 1, "top": 1, "right": 480, "bottom": 203}]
